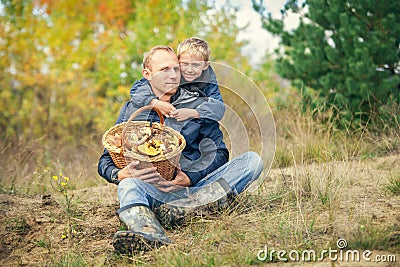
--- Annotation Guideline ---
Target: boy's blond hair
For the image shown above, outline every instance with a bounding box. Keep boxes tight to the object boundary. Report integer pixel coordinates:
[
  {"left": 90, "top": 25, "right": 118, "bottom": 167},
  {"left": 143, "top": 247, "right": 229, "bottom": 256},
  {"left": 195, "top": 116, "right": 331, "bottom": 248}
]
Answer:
[
  {"left": 143, "top": 46, "right": 175, "bottom": 70},
  {"left": 177, "top": 37, "right": 210, "bottom": 61}
]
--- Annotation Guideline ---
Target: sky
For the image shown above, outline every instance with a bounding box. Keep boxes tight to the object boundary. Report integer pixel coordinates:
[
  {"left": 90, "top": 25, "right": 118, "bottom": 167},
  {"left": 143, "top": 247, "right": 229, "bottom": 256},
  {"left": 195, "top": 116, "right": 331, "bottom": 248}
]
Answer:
[{"left": 229, "top": 0, "right": 302, "bottom": 64}]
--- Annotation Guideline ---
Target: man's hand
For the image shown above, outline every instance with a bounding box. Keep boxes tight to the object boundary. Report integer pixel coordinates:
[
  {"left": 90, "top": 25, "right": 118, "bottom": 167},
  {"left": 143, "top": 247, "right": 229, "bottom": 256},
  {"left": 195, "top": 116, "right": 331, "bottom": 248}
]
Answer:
[
  {"left": 155, "top": 168, "right": 191, "bottom": 192},
  {"left": 118, "top": 160, "right": 161, "bottom": 183},
  {"left": 150, "top": 99, "right": 176, "bottom": 117},
  {"left": 118, "top": 161, "right": 190, "bottom": 193},
  {"left": 169, "top": 108, "right": 200, "bottom": 121}
]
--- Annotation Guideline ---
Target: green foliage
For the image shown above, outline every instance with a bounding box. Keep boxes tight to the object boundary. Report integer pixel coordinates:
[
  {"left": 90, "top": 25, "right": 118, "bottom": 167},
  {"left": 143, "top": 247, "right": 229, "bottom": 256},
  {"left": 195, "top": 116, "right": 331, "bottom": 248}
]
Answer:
[
  {"left": 0, "top": 0, "right": 251, "bottom": 141},
  {"left": 253, "top": 0, "right": 400, "bottom": 128}
]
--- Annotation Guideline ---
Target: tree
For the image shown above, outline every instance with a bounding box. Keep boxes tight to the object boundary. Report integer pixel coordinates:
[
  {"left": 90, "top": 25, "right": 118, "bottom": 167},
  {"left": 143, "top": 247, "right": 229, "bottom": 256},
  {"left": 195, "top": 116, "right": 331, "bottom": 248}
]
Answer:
[
  {"left": 0, "top": 0, "right": 250, "bottom": 140},
  {"left": 253, "top": 0, "right": 400, "bottom": 127}
]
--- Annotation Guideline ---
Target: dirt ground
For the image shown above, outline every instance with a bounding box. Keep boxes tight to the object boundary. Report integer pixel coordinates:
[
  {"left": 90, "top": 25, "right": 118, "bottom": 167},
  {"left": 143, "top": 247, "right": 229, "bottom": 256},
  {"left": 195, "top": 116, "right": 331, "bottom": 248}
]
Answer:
[
  {"left": 0, "top": 184, "right": 120, "bottom": 266},
  {"left": 1, "top": 155, "right": 399, "bottom": 266}
]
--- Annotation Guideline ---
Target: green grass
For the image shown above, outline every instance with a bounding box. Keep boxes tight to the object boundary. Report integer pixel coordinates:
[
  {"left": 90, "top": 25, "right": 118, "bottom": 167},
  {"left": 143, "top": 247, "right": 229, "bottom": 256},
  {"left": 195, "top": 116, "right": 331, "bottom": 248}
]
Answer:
[
  {"left": 385, "top": 175, "right": 400, "bottom": 195},
  {"left": 5, "top": 217, "right": 30, "bottom": 235},
  {"left": 52, "top": 251, "right": 87, "bottom": 267},
  {"left": 347, "top": 219, "right": 400, "bottom": 252}
]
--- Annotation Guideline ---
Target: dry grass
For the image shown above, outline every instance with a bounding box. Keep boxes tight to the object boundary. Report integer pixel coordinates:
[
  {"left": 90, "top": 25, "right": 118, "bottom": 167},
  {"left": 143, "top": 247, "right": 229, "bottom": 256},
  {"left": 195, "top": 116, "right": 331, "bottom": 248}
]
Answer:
[
  {"left": 0, "top": 134, "right": 104, "bottom": 195},
  {"left": 273, "top": 105, "right": 400, "bottom": 169}
]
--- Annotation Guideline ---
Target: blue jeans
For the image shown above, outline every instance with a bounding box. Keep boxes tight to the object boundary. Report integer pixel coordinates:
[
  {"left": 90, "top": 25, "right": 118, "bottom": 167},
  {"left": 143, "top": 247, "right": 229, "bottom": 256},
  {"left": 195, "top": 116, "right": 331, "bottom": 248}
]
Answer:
[{"left": 117, "top": 151, "right": 264, "bottom": 213}]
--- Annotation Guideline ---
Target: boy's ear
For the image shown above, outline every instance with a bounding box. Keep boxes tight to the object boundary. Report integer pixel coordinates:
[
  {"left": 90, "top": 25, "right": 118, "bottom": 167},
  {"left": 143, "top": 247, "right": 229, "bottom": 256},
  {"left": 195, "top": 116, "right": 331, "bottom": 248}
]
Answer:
[
  {"left": 142, "top": 68, "right": 152, "bottom": 80},
  {"left": 202, "top": 61, "right": 210, "bottom": 70}
]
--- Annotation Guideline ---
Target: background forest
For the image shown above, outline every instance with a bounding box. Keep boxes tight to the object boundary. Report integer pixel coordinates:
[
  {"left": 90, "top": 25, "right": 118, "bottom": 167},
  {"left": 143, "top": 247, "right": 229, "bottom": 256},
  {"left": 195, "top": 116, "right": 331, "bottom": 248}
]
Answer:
[
  {"left": 0, "top": 0, "right": 399, "bottom": 266},
  {"left": 0, "top": 0, "right": 256, "bottom": 140}
]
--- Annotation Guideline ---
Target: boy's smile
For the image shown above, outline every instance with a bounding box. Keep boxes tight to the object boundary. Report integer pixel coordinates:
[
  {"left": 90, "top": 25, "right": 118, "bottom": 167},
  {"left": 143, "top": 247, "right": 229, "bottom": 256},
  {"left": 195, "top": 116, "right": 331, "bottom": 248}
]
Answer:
[{"left": 179, "top": 53, "right": 210, "bottom": 82}]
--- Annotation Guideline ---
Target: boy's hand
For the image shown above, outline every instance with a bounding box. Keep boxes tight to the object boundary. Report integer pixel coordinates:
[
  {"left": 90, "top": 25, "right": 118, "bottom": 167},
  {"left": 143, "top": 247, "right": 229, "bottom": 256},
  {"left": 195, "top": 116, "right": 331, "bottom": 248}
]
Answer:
[
  {"left": 150, "top": 99, "right": 175, "bottom": 117},
  {"left": 170, "top": 108, "right": 200, "bottom": 121}
]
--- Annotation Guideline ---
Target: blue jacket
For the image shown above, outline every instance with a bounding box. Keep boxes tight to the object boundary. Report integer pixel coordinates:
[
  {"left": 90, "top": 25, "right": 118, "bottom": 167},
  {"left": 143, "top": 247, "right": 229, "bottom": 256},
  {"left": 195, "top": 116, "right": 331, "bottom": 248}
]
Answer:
[
  {"left": 129, "top": 66, "right": 225, "bottom": 121},
  {"left": 98, "top": 88, "right": 229, "bottom": 186}
]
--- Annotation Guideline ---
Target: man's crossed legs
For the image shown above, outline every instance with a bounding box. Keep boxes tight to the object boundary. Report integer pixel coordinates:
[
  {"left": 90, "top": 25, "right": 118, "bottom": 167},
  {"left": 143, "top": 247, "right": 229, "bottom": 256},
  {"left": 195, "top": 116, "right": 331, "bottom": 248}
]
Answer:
[{"left": 113, "top": 152, "right": 264, "bottom": 253}]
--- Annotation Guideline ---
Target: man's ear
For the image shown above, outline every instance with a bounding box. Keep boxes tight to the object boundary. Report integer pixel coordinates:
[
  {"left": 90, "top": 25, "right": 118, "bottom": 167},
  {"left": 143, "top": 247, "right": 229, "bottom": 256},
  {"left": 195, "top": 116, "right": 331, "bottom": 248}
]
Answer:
[
  {"left": 142, "top": 68, "right": 152, "bottom": 80},
  {"left": 202, "top": 61, "right": 210, "bottom": 70}
]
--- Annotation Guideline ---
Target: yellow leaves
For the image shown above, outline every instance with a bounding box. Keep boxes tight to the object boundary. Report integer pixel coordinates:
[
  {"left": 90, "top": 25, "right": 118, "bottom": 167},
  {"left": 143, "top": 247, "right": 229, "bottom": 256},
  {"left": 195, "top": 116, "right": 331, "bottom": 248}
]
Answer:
[
  {"left": 97, "top": 0, "right": 134, "bottom": 29},
  {"left": 1, "top": 0, "right": 251, "bottom": 142},
  {"left": 117, "top": 85, "right": 128, "bottom": 95}
]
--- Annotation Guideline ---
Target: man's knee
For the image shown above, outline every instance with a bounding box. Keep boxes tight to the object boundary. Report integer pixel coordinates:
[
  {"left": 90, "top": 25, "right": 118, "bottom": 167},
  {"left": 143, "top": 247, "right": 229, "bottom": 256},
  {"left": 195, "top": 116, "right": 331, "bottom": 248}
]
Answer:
[
  {"left": 244, "top": 151, "right": 264, "bottom": 175},
  {"left": 118, "top": 177, "right": 145, "bottom": 192}
]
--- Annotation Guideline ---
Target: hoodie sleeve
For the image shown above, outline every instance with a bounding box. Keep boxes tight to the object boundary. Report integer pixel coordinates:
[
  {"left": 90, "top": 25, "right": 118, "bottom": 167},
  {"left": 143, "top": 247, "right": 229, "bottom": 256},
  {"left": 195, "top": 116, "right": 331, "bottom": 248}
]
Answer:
[
  {"left": 196, "top": 98, "right": 225, "bottom": 121},
  {"left": 203, "top": 66, "right": 224, "bottom": 103},
  {"left": 195, "top": 66, "right": 225, "bottom": 121},
  {"left": 129, "top": 78, "right": 157, "bottom": 106}
]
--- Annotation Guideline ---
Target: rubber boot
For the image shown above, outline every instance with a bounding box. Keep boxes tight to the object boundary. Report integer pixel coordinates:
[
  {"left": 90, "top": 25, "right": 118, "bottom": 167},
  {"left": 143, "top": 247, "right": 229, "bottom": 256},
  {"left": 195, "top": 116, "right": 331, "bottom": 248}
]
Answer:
[
  {"left": 113, "top": 205, "right": 172, "bottom": 254},
  {"left": 154, "top": 178, "right": 232, "bottom": 228}
]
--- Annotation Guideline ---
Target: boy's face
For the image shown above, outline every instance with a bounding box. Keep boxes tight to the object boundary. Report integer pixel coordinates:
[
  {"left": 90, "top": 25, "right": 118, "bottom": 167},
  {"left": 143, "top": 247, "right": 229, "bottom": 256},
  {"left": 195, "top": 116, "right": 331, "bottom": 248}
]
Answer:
[{"left": 179, "top": 53, "right": 210, "bottom": 82}]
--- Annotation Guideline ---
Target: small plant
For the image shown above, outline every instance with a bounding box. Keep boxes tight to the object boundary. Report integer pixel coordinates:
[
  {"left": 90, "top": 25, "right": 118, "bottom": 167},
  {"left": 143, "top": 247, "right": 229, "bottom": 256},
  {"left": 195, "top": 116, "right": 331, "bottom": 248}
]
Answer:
[
  {"left": 34, "top": 237, "right": 51, "bottom": 249},
  {"left": 385, "top": 175, "right": 400, "bottom": 195},
  {"left": 50, "top": 172, "right": 78, "bottom": 239},
  {"left": 51, "top": 173, "right": 74, "bottom": 215},
  {"left": 5, "top": 217, "right": 30, "bottom": 235}
]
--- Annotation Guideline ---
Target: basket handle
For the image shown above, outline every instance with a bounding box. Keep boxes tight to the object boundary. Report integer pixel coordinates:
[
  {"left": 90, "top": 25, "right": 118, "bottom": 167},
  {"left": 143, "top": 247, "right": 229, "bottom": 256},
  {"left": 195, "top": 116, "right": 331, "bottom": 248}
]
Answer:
[
  {"left": 122, "top": 105, "right": 165, "bottom": 147},
  {"left": 126, "top": 105, "right": 164, "bottom": 126}
]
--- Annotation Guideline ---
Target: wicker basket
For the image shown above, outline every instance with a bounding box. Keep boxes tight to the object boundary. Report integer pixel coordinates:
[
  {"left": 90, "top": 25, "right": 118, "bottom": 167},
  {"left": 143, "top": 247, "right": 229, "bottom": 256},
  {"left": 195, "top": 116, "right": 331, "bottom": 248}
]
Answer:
[{"left": 102, "top": 105, "right": 186, "bottom": 181}]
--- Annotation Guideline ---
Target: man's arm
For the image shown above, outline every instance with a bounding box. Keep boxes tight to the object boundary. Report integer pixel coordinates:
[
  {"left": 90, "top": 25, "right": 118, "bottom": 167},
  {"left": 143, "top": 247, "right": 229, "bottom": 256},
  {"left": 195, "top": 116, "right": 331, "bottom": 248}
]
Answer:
[
  {"left": 98, "top": 148, "right": 119, "bottom": 184},
  {"left": 130, "top": 78, "right": 157, "bottom": 106},
  {"left": 97, "top": 101, "right": 131, "bottom": 184}
]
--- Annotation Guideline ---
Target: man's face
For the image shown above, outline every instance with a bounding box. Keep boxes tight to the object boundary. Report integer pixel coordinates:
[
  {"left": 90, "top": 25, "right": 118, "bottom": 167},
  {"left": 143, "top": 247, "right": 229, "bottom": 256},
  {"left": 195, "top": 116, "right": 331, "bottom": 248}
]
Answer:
[
  {"left": 179, "top": 52, "right": 209, "bottom": 82},
  {"left": 143, "top": 50, "right": 181, "bottom": 98}
]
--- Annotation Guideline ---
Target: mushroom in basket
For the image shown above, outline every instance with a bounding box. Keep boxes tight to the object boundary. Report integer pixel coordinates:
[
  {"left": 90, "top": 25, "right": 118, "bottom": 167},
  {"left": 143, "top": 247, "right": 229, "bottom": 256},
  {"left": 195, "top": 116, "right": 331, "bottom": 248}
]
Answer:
[{"left": 137, "top": 139, "right": 166, "bottom": 156}]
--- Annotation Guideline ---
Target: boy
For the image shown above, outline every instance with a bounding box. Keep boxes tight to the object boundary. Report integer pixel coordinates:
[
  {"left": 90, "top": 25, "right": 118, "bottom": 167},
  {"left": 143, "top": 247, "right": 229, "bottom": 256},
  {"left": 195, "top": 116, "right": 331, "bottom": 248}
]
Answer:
[{"left": 129, "top": 37, "right": 225, "bottom": 122}]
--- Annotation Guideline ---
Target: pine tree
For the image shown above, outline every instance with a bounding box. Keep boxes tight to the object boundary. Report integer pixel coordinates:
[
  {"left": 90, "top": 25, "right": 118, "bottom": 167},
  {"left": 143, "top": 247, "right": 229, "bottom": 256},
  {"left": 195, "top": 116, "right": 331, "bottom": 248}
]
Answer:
[{"left": 253, "top": 0, "right": 400, "bottom": 127}]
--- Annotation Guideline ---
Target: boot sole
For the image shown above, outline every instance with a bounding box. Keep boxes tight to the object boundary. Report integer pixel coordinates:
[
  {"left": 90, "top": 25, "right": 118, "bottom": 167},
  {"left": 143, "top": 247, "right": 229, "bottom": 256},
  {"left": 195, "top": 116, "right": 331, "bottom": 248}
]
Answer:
[
  {"left": 154, "top": 205, "right": 186, "bottom": 228},
  {"left": 113, "top": 231, "right": 164, "bottom": 254}
]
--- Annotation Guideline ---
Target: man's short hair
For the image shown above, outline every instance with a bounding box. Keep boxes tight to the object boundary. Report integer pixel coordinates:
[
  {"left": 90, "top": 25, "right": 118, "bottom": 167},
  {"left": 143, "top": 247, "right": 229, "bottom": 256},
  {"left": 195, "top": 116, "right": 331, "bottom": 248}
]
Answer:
[
  {"left": 177, "top": 37, "right": 210, "bottom": 61},
  {"left": 143, "top": 46, "right": 175, "bottom": 70}
]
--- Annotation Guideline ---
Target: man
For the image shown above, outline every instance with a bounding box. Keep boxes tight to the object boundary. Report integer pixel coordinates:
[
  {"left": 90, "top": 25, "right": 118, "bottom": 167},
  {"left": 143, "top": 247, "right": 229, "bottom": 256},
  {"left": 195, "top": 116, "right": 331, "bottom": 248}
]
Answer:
[{"left": 98, "top": 46, "right": 264, "bottom": 253}]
